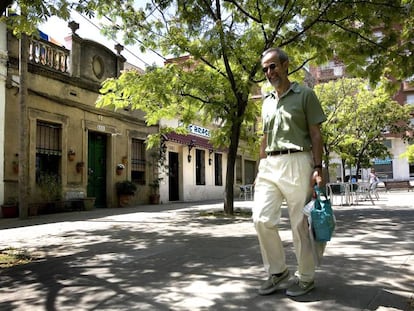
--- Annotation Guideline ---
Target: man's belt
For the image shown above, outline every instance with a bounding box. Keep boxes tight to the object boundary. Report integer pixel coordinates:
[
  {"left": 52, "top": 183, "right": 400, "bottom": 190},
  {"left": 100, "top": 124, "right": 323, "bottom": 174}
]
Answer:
[{"left": 267, "top": 149, "right": 302, "bottom": 156}]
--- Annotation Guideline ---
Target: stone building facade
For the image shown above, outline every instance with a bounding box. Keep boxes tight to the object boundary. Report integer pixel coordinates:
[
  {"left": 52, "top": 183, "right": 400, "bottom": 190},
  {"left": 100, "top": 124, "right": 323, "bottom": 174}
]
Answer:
[
  {"left": 2, "top": 22, "right": 158, "bottom": 213},
  {"left": 1, "top": 22, "right": 258, "bottom": 216}
]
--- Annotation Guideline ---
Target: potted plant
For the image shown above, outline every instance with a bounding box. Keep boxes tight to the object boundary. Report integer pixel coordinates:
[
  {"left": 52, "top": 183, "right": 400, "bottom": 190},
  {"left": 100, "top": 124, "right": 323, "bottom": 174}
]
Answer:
[
  {"left": 149, "top": 178, "right": 162, "bottom": 204},
  {"left": 68, "top": 149, "right": 76, "bottom": 161},
  {"left": 1, "top": 197, "right": 19, "bottom": 218},
  {"left": 115, "top": 180, "right": 137, "bottom": 207},
  {"left": 148, "top": 149, "right": 167, "bottom": 205},
  {"left": 116, "top": 163, "right": 125, "bottom": 175},
  {"left": 83, "top": 197, "right": 96, "bottom": 210},
  {"left": 76, "top": 162, "right": 84, "bottom": 173},
  {"left": 38, "top": 173, "right": 62, "bottom": 214},
  {"left": 12, "top": 153, "right": 19, "bottom": 174}
]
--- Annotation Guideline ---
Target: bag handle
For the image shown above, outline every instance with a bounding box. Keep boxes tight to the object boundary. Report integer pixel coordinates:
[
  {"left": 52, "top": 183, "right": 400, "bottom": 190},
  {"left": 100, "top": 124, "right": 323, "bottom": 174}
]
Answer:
[{"left": 314, "top": 185, "right": 327, "bottom": 200}]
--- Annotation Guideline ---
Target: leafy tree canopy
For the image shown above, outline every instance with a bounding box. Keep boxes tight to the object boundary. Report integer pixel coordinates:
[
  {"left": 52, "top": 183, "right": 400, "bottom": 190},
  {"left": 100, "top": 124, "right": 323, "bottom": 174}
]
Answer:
[
  {"left": 4, "top": 1, "right": 414, "bottom": 82},
  {"left": 315, "top": 78, "right": 413, "bottom": 176},
  {"left": 4, "top": 0, "right": 414, "bottom": 213},
  {"left": 401, "top": 144, "right": 414, "bottom": 164}
]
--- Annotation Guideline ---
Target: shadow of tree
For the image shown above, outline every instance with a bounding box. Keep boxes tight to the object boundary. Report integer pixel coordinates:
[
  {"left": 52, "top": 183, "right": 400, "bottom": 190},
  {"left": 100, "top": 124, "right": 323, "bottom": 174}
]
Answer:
[{"left": 0, "top": 202, "right": 412, "bottom": 310}]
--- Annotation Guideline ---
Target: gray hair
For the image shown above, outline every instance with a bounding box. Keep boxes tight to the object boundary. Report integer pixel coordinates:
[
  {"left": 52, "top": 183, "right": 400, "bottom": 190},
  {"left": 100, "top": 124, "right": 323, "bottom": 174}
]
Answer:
[{"left": 261, "top": 48, "right": 289, "bottom": 63}]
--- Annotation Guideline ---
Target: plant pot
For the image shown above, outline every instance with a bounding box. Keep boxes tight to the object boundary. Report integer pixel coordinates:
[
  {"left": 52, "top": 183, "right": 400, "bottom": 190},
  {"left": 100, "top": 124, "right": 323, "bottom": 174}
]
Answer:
[
  {"left": 118, "top": 194, "right": 132, "bottom": 207},
  {"left": 116, "top": 169, "right": 123, "bottom": 176},
  {"left": 1, "top": 204, "right": 19, "bottom": 218},
  {"left": 83, "top": 197, "right": 96, "bottom": 210},
  {"left": 76, "top": 162, "right": 84, "bottom": 173},
  {"left": 28, "top": 203, "right": 44, "bottom": 216},
  {"left": 149, "top": 194, "right": 160, "bottom": 204}
]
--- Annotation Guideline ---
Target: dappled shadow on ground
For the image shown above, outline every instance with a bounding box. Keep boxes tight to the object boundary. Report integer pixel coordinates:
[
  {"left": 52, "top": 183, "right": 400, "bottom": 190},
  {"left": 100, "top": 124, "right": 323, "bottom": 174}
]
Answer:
[
  {"left": 0, "top": 202, "right": 413, "bottom": 310},
  {"left": 0, "top": 200, "right": 224, "bottom": 230}
]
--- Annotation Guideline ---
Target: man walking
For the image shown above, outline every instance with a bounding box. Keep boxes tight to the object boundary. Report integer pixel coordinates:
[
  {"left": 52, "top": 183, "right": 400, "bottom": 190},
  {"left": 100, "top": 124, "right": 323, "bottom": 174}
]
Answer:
[{"left": 253, "top": 48, "right": 326, "bottom": 297}]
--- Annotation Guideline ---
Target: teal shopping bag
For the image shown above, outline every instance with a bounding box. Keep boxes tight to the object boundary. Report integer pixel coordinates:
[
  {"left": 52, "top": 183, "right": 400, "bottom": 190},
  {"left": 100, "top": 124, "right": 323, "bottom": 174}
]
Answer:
[{"left": 311, "top": 186, "right": 336, "bottom": 242}]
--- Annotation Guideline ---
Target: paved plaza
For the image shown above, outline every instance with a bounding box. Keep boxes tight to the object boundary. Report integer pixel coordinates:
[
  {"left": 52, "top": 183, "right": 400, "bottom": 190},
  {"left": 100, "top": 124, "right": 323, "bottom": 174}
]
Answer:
[{"left": 0, "top": 191, "right": 413, "bottom": 310}]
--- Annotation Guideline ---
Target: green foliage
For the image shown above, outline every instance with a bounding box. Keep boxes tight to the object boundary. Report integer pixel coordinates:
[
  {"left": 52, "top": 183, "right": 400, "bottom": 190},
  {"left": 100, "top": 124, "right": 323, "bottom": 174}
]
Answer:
[
  {"left": 7, "top": 1, "right": 414, "bottom": 85},
  {"left": 148, "top": 178, "right": 162, "bottom": 195},
  {"left": 115, "top": 180, "right": 137, "bottom": 196},
  {"left": 0, "top": 247, "right": 33, "bottom": 268},
  {"left": 38, "top": 173, "right": 62, "bottom": 201},
  {"left": 315, "top": 78, "right": 413, "bottom": 172},
  {"left": 400, "top": 144, "right": 414, "bottom": 164},
  {"left": 6, "top": 0, "right": 414, "bottom": 213},
  {"left": 4, "top": 196, "right": 18, "bottom": 205},
  {"left": 1, "top": 0, "right": 134, "bottom": 37},
  {"left": 93, "top": 0, "right": 414, "bottom": 157}
]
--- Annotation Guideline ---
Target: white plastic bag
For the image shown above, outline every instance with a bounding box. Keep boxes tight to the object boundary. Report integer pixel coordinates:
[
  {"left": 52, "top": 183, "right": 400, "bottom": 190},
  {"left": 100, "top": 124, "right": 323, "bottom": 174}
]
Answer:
[{"left": 303, "top": 200, "right": 327, "bottom": 266}]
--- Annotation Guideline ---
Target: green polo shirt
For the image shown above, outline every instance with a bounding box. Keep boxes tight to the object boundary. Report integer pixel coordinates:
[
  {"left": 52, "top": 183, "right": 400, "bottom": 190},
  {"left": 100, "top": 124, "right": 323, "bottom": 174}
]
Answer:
[{"left": 262, "top": 82, "right": 326, "bottom": 153}]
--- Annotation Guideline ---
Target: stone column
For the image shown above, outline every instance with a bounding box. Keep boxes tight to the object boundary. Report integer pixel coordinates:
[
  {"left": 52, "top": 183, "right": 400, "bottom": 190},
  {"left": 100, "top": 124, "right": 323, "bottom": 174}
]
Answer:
[{"left": 65, "top": 21, "right": 82, "bottom": 78}]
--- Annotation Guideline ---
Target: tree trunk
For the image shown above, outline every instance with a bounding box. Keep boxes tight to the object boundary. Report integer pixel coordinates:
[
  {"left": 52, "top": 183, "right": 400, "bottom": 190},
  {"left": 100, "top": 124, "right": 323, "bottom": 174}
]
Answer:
[
  {"left": 323, "top": 148, "right": 331, "bottom": 182},
  {"left": 223, "top": 115, "right": 243, "bottom": 215},
  {"left": 356, "top": 162, "right": 361, "bottom": 181},
  {"left": 341, "top": 158, "right": 346, "bottom": 183},
  {"left": 18, "top": 33, "right": 29, "bottom": 218}
]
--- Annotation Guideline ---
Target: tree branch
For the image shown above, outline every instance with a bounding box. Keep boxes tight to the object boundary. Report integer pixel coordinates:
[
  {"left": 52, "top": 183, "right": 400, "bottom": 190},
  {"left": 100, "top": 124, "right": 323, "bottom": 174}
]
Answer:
[
  {"left": 223, "top": 0, "right": 261, "bottom": 23},
  {"left": 321, "top": 18, "right": 388, "bottom": 51},
  {"left": 289, "top": 56, "right": 317, "bottom": 75},
  {"left": 279, "top": 0, "right": 336, "bottom": 48}
]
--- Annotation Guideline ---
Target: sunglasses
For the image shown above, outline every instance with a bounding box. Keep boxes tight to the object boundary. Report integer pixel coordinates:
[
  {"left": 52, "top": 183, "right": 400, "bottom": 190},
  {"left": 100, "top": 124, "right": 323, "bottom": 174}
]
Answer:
[{"left": 262, "top": 63, "right": 277, "bottom": 73}]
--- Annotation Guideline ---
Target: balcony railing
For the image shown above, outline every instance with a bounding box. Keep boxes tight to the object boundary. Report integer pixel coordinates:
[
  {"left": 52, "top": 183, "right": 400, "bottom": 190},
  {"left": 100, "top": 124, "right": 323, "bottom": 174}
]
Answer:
[{"left": 28, "top": 37, "right": 70, "bottom": 74}]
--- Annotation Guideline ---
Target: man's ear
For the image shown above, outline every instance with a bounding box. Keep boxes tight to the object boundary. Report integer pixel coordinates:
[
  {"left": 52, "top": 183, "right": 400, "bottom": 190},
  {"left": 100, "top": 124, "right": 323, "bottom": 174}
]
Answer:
[{"left": 282, "top": 60, "right": 289, "bottom": 73}]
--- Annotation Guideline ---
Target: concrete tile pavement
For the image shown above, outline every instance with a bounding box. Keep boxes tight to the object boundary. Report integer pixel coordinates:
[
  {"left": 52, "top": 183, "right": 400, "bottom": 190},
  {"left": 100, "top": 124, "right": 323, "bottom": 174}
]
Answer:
[{"left": 0, "top": 192, "right": 413, "bottom": 310}]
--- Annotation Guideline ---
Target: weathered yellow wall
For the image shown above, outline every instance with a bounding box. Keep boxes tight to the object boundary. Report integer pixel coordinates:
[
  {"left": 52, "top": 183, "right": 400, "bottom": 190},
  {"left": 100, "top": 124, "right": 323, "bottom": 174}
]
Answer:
[{"left": 4, "top": 32, "right": 157, "bottom": 209}]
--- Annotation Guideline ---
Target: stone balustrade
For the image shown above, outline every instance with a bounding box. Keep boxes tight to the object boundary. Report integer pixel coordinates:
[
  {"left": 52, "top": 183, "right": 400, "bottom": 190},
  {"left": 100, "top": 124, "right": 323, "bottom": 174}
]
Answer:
[{"left": 28, "top": 37, "right": 69, "bottom": 73}]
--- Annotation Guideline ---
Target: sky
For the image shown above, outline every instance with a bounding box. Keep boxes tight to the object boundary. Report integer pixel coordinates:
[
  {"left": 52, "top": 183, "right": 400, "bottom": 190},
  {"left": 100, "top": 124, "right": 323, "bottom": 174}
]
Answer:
[{"left": 38, "top": 10, "right": 164, "bottom": 69}]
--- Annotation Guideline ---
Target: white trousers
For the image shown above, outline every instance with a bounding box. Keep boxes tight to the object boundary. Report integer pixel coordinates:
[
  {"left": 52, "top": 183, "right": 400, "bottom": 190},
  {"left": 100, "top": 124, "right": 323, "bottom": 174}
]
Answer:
[{"left": 252, "top": 152, "right": 315, "bottom": 282}]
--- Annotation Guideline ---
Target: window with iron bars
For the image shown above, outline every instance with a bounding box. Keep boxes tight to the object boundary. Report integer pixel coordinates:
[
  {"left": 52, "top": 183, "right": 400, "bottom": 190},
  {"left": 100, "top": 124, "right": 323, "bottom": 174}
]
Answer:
[
  {"left": 36, "top": 120, "right": 61, "bottom": 184},
  {"left": 131, "top": 138, "right": 146, "bottom": 185}
]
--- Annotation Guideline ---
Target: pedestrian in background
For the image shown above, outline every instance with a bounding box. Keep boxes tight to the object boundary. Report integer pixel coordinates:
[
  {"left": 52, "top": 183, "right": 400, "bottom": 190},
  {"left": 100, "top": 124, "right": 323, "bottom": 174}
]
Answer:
[
  {"left": 253, "top": 47, "right": 326, "bottom": 297},
  {"left": 369, "top": 168, "right": 379, "bottom": 186}
]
